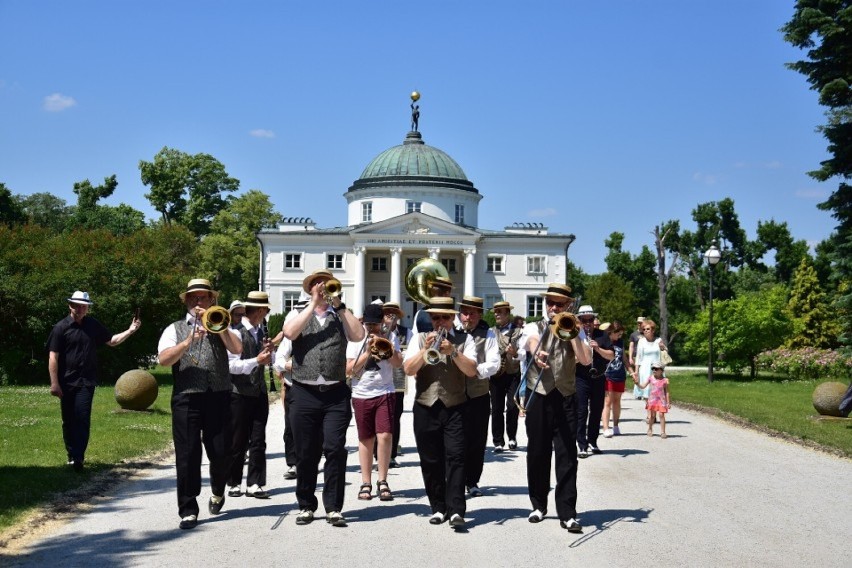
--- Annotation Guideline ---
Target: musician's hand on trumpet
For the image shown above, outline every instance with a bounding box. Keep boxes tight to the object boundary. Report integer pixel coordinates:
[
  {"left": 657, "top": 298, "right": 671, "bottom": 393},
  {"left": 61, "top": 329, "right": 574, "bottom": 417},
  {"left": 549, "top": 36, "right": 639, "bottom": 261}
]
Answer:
[{"left": 256, "top": 338, "right": 273, "bottom": 366}]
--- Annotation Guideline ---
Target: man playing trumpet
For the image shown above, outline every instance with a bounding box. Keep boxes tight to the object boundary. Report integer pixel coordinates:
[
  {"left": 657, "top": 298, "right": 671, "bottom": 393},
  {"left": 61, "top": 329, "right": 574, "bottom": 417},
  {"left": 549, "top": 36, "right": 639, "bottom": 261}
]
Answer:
[
  {"left": 346, "top": 303, "right": 403, "bottom": 502},
  {"left": 403, "top": 297, "right": 477, "bottom": 530},
  {"left": 157, "top": 278, "right": 243, "bottom": 530},
  {"left": 518, "top": 283, "right": 592, "bottom": 533}
]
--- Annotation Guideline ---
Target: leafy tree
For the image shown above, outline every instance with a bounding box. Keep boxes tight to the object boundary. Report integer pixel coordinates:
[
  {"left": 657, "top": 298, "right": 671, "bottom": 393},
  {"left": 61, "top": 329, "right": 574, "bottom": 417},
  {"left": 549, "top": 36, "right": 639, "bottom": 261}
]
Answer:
[
  {"left": 754, "top": 219, "right": 811, "bottom": 283},
  {"left": 70, "top": 175, "right": 146, "bottom": 235},
  {"left": 584, "top": 272, "right": 637, "bottom": 325},
  {"left": 140, "top": 147, "right": 239, "bottom": 236},
  {"left": 0, "top": 182, "right": 26, "bottom": 227},
  {"left": 16, "top": 192, "right": 72, "bottom": 232},
  {"left": 783, "top": 2, "right": 852, "bottom": 348},
  {"left": 604, "top": 232, "right": 656, "bottom": 317},
  {"left": 198, "top": 190, "right": 283, "bottom": 301},
  {"left": 682, "top": 285, "right": 792, "bottom": 378},
  {"left": 565, "top": 258, "right": 590, "bottom": 301},
  {"left": 785, "top": 257, "right": 841, "bottom": 348}
]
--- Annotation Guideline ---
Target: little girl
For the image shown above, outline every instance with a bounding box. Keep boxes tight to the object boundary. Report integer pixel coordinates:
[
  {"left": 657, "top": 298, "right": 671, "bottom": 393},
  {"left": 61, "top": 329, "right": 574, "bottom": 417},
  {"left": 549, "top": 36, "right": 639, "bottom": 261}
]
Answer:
[{"left": 632, "top": 361, "right": 670, "bottom": 438}]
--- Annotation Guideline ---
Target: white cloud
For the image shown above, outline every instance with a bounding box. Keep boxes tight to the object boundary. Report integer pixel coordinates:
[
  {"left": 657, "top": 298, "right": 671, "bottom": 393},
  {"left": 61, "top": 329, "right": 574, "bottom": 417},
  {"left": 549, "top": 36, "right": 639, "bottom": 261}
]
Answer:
[
  {"left": 795, "top": 188, "right": 827, "bottom": 199},
  {"left": 763, "top": 160, "right": 782, "bottom": 169},
  {"left": 249, "top": 129, "right": 275, "bottom": 138},
  {"left": 528, "top": 207, "right": 557, "bottom": 217},
  {"left": 692, "top": 171, "right": 718, "bottom": 185},
  {"left": 43, "top": 93, "right": 77, "bottom": 112}
]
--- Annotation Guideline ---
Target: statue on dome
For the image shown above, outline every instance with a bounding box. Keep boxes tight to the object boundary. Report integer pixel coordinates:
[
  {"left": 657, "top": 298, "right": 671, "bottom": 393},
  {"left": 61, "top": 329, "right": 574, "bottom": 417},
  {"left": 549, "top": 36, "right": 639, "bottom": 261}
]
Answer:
[{"left": 410, "top": 90, "right": 421, "bottom": 132}]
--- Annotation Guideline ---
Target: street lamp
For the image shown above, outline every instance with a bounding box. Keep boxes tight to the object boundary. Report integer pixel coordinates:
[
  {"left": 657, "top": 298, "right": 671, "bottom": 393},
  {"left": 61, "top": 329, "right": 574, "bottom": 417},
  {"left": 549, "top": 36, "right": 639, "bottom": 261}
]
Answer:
[{"left": 704, "top": 241, "right": 722, "bottom": 383}]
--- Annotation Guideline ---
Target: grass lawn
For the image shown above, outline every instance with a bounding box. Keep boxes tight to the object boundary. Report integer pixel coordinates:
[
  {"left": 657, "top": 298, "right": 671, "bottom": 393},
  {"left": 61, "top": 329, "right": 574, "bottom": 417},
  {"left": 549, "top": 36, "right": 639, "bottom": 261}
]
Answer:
[
  {"left": 669, "top": 371, "right": 852, "bottom": 457},
  {"left": 0, "top": 368, "right": 174, "bottom": 535}
]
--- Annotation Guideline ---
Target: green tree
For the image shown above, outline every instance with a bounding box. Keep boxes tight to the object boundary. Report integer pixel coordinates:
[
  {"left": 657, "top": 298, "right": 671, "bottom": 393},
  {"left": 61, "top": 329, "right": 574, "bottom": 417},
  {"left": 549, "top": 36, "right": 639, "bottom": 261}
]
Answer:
[
  {"left": 16, "top": 192, "right": 72, "bottom": 232},
  {"left": 0, "top": 183, "right": 26, "bottom": 226},
  {"left": 785, "top": 257, "right": 841, "bottom": 348},
  {"left": 70, "top": 175, "right": 146, "bottom": 235},
  {"left": 140, "top": 147, "right": 239, "bottom": 236},
  {"left": 783, "top": 2, "right": 852, "bottom": 348},
  {"left": 198, "top": 190, "right": 283, "bottom": 301},
  {"left": 565, "top": 258, "right": 590, "bottom": 301},
  {"left": 604, "top": 232, "right": 656, "bottom": 317},
  {"left": 754, "top": 219, "right": 811, "bottom": 283},
  {"left": 584, "top": 272, "right": 637, "bottom": 325},
  {"left": 683, "top": 285, "right": 792, "bottom": 378}
]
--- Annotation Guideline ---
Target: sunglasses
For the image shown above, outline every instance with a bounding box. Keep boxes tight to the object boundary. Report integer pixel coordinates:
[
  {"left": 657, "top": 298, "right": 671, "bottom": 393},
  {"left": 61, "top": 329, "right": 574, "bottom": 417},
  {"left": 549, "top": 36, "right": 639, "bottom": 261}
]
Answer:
[
  {"left": 643, "top": 328, "right": 654, "bottom": 331},
  {"left": 545, "top": 299, "right": 567, "bottom": 307},
  {"left": 430, "top": 314, "right": 453, "bottom": 321}
]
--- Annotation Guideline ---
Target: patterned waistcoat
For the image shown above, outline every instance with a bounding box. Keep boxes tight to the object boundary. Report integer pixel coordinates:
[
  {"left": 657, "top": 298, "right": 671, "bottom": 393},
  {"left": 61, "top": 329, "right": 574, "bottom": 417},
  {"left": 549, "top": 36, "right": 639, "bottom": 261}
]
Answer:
[
  {"left": 465, "top": 323, "right": 491, "bottom": 399},
  {"left": 291, "top": 313, "right": 347, "bottom": 383},
  {"left": 524, "top": 319, "right": 577, "bottom": 397},
  {"left": 172, "top": 320, "right": 232, "bottom": 394},
  {"left": 414, "top": 331, "right": 468, "bottom": 408},
  {"left": 230, "top": 323, "right": 267, "bottom": 397}
]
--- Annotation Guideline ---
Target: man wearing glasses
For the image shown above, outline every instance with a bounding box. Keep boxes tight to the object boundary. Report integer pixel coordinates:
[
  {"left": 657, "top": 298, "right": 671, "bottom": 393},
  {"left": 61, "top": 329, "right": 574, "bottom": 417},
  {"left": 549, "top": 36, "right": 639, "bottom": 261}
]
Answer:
[
  {"left": 403, "top": 297, "right": 478, "bottom": 530},
  {"left": 518, "top": 283, "right": 592, "bottom": 533}
]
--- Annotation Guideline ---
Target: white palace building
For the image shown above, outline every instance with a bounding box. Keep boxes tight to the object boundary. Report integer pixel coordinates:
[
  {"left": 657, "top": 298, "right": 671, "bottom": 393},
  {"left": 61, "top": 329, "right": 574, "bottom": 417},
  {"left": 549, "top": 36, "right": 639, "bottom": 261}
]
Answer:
[{"left": 258, "top": 102, "right": 576, "bottom": 327}]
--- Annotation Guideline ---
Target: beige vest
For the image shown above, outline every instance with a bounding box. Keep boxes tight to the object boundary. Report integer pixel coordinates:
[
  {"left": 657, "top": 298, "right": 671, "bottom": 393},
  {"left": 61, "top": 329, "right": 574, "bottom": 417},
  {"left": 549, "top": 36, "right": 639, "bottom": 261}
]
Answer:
[
  {"left": 414, "top": 332, "right": 468, "bottom": 408},
  {"left": 524, "top": 320, "right": 577, "bottom": 396}
]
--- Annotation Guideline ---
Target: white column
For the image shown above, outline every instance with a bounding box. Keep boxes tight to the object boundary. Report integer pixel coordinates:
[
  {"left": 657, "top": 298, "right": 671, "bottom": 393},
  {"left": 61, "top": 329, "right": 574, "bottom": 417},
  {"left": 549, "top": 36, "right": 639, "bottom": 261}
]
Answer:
[
  {"left": 390, "top": 247, "right": 402, "bottom": 304},
  {"left": 352, "top": 246, "right": 366, "bottom": 317},
  {"left": 428, "top": 247, "right": 441, "bottom": 259},
  {"left": 464, "top": 248, "right": 476, "bottom": 296}
]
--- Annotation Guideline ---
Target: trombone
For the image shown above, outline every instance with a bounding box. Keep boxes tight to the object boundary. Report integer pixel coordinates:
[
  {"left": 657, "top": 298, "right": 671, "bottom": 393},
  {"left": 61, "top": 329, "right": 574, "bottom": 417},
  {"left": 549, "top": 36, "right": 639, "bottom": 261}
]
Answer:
[
  {"left": 188, "top": 305, "right": 231, "bottom": 364},
  {"left": 513, "top": 312, "right": 579, "bottom": 412}
]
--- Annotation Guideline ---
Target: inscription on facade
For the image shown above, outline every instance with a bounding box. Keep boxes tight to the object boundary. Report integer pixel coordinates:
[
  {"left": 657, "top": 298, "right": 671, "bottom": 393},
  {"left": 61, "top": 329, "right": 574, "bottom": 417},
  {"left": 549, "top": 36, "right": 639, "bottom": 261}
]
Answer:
[{"left": 361, "top": 238, "right": 464, "bottom": 246}]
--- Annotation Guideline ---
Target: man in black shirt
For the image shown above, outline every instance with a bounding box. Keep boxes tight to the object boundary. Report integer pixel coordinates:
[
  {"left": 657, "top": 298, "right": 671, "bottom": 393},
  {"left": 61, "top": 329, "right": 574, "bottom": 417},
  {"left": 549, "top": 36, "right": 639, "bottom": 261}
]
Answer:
[{"left": 48, "top": 291, "right": 141, "bottom": 471}]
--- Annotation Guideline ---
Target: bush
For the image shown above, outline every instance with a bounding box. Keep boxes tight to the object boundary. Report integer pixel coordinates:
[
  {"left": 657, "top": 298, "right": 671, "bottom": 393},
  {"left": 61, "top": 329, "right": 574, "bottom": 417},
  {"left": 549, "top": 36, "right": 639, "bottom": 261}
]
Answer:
[{"left": 755, "top": 347, "right": 852, "bottom": 381}]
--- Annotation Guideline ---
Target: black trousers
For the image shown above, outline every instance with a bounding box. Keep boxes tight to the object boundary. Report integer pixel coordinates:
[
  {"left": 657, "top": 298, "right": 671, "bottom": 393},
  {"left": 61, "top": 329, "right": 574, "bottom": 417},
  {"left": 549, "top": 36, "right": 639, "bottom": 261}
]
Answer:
[
  {"left": 289, "top": 382, "right": 351, "bottom": 513},
  {"left": 575, "top": 374, "right": 605, "bottom": 450},
  {"left": 463, "top": 394, "right": 491, "bottom": 487},
  {"left": 413, "top": 400, "right": 466, "bottom": 518},
  {"left": 524, "top": 388, "right": 578, "bottom": 521},
  {"left": 489, "top": 372, "right": 520, "bottom": 446},
  {"left": 171, "top": 390, "right": 231, "bottom": 518},
  {"left": 228, "top": 392, "right": 269, "bottom": 487},
  {"left": 60, "top": 384, "right": 95, "bottom": 463},
  {"left": 283, "top": 384, "right": 296, "bottom": 467}
]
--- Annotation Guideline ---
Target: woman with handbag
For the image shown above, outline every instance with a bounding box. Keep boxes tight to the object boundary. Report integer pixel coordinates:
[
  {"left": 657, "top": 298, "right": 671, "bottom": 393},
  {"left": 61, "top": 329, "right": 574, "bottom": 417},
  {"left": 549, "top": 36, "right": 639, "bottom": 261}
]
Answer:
[{"left": 631, "top": 319, "right": 668, "bottom": 401}]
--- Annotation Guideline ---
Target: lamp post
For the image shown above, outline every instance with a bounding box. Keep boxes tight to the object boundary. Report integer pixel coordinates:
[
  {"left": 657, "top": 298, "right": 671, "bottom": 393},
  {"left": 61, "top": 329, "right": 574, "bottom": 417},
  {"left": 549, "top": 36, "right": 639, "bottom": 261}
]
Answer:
[{"left": 704, "top": 241, "right": 722, "bottom": 383}]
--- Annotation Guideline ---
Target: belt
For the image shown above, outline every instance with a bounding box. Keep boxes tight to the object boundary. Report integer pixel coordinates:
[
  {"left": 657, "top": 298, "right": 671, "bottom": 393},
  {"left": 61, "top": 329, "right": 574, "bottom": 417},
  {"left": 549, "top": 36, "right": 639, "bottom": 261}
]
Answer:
[{"left": 294, "top": 381, "right": 345, "bottom": 393}]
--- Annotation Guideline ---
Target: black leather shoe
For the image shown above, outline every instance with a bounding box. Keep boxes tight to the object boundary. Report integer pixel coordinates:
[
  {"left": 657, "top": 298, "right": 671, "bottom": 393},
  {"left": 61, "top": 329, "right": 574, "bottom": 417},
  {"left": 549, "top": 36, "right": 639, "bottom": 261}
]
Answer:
[
  {"left": 179, "top": 515, "right": 198, "bottom": 529},
  {"left": 560, "top": 518, "right": 583, "bottom": 533},
  {"left": 208, "top": 495, "right": 225, "bottom": 515}
]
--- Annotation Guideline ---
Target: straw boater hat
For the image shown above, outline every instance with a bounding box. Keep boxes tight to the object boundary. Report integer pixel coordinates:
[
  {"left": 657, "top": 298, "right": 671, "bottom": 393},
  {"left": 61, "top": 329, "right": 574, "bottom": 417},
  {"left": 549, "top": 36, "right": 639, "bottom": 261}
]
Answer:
[
  {"left": 577, "top": 305, "right": 597, "bottom": 317},
  {"left": 180, "top": 278, "right": 219, "bottom": 301},
  {"left": 243, "top": 291, "right": 271, "bottom": 308},
  {"left": 458, "top": 296, "right": 484, "bottom": 311},
  {"left": 67, "top": 291, "right": 94, "bottom": 305},
  {"left": 541, "top": 283, "right": 573, "bottom": 302},
  {"left": 382, "top": 302, "right": 404, "bottom": 318},
  {"left": 424, "top": 296, "right": 458, "bottom": 315},
  {"left": 432, "top": 276, "right": 453, "bottom": 291},
  {"left": 491, "top": 301, "right": 514, "bottom": 312},
  {"left": 302, "top": 270, "right": 333, "bottom": 294},
  {"left": 229, "top": 300, "right": 245, "bottom": 313},
  {"left": 637, "top": 316, "right": 645, "bottom": 323}
]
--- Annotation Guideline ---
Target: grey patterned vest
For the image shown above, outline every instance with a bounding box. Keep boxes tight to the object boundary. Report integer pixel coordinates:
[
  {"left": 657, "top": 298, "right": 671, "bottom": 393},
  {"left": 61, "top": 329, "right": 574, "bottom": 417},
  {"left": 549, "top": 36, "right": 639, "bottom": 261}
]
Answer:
[
  {"left": 230, "top": 323, "right": 267, "bottom": 397},
  {"left": 493, "top": 323, "right": 522, "bottom": 375},
  {"left": 464, "top": 323, "right": 491, "bottom": 399},
  {"left": 172, "top": 320, "right": 232, "bottom": 394},
  {"left": 291, "top": 313, "right": 347, "bottom": 383},
  {"left": 392, "top": 325, "right": 409, "bottom": 393},
  {"left": 524, "top": 319, "right": 577, "bottom": 396},
  {"left": 414, "top": 331, "right": 468, "bottom": 408}
]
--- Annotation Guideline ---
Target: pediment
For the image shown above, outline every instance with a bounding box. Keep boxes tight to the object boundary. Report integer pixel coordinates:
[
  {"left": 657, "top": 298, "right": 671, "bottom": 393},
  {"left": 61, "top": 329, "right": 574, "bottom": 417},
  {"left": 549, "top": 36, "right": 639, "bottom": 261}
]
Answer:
[{"left": 350, "top": 212, "right": 479, "bottom": 237}]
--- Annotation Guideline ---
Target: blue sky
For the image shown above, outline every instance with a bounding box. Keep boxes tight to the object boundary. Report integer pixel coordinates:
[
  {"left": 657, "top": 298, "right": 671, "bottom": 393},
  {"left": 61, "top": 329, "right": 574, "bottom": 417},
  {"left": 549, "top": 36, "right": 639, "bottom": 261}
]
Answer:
[{"left": 0, "top": 1, "right": 834, "bottom": 274}]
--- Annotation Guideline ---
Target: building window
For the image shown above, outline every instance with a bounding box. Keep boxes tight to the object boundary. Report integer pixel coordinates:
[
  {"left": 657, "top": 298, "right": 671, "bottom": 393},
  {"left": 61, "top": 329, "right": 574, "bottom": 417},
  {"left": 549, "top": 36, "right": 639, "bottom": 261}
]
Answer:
[
  {"left": 371, "top": 257, "right": 388, "bottom": 272},
  {"left": 485, "top": 295, "right": 502, "bottom": 310},
  {"left": 455, "top": 204, "right": 465, "bottom": 224},
  {"left": 370, "top": 295, "right": 387, "bottom": 303},
  {"left": 362, "top": 202, "right": 372, "bottom": 223},
  {"left": 406, "top": 257, "right": 418, "bottom": 269},
  {"left": 284, "top": 252, "right": 302, "bottom": 270},
  {"left": 283, "top": 292, "right": 300, "bottom": 314},
  {"left": 441, "top": 258, "right": 457, "bottom": 273},
  {"left": 486, "top": 255, "right": 504, "bottom": 273},
  {"left": 406, "top": 201, "right": 422, "bottom": 213},
  {"left": 527, "top": 255, "right": 546, "bottom": 275},
  {"left": 527, "top": 296, "right": 544, "bottom": 319},
  {"left": 326, "top": 253, "right": 344, "bottom": 270}
]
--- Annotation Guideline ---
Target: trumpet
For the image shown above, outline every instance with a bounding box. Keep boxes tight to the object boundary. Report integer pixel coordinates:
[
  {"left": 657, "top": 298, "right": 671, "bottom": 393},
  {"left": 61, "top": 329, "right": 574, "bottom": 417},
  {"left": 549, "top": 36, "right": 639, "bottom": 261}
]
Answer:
[
  {"left": 323, "top": 278, "right": 343, "bottom": 302},
  {"left": 423, "top": 328, "right": 448, "bottom": 365},
  {"left": 370, "top": 336, "right": 394, "bottom": 360},
  {"left": 188, "top": 305, "right": 232, "bottom": 364},
  {"left": 550, "top": 312, "right": 580, "bottom": 341}
]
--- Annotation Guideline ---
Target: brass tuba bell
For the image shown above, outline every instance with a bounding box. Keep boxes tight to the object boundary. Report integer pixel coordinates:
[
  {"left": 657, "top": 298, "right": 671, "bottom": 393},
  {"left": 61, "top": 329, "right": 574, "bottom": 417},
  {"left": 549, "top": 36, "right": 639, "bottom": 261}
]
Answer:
[{"left": 405, "top": 258, "right": 450, "bottom": 306}]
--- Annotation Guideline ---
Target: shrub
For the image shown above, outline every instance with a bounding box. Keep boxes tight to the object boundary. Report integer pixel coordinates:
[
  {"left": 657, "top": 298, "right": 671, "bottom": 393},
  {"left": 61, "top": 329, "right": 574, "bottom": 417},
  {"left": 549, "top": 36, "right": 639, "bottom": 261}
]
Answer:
[{"left": 755, "top": 347, "right": 852, "bottom": 381}]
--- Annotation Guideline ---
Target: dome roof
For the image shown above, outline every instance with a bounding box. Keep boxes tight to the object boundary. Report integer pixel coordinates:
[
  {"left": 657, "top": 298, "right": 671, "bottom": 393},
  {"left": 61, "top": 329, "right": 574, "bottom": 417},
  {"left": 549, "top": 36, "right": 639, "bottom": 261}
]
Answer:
[{"left": 348, "top": 131, "right": 477, "bottom": 193}]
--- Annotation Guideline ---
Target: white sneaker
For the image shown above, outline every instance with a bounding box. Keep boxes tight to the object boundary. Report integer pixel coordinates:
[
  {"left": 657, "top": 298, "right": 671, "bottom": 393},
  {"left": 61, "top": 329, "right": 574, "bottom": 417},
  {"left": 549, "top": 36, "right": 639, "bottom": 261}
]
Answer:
[
  {"left": 528, "top": 509, "right": 545, "bottom": 523},
  {"left": 603, "top": 429, "right": 614, "bottom": 438}
]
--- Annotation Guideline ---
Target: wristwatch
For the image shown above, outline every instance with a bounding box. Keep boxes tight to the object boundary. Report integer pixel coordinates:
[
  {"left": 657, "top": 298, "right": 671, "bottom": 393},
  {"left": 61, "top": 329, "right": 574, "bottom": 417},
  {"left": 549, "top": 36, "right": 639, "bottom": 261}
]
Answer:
[{"left": 450, "top": 347, "right": 459, "bottom": 359}]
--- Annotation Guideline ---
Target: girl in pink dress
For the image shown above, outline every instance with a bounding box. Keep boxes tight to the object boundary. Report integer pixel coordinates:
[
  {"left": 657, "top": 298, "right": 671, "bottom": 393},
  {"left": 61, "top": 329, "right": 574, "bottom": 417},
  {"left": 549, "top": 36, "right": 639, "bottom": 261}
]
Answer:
[{"left": 632, "top": 362, "right": 670, "bottom": 438}]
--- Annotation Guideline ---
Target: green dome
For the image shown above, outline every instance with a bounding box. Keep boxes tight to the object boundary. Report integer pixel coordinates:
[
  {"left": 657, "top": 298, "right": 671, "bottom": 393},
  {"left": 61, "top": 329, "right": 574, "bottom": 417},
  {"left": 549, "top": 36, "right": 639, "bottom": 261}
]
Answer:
[{"left": 349, "top": 131, "right": 477, "bottom": 193}]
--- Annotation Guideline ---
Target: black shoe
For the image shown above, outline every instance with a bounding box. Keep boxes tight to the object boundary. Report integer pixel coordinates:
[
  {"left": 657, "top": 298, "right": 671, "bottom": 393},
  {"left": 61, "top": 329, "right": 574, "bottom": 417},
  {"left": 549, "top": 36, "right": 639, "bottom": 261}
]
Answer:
[
  {"left": 208, "top": 495, "right": 225, "bottom": 515},
  {"left": 179, "top": 515, "right": 198, "bottom": 529},
  {"left": 449, "top": 514, "right": 466, "bottom": 530},
  {"left": 327, "top": 511, "right": 347, "bottom": 527},
  {"left": 507, "top": 439, "right": 518, "bottom": 450},
  {"left": 389, "top": 458, "right": 400, "bottom": 468},
  {"left": 589, "top": 444, "right": 602, "bottom": 455},
  {"left": 72, "top": 459, "right": 84, "bottom": 472},
  {"left": 429, "top": 512, "right": 446, "bottom": 525},
  {"left": 560, "top": 518, "right": 582, "bottom": 533},
  {"left": 284, "top": 465, "right": 297, "bottom": 480}
]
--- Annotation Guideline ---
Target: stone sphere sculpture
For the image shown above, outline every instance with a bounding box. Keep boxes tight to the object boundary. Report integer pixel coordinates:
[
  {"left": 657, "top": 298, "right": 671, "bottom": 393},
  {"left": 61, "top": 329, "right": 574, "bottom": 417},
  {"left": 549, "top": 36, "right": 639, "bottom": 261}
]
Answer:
[
  {"left": 811, "top": 381, "right": 847, "bottom": 417},
  {"left": 115, "top": 369, "right": 158, "bottom": 411}
]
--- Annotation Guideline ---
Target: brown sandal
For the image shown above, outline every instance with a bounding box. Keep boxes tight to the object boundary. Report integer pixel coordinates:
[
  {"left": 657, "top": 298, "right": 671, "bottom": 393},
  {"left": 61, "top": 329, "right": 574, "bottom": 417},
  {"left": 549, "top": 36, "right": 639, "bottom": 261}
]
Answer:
[
  {"left": 358, "top": 483, "right": 372, "bottom": 500},
  {"left": 377, "top": 479, "right": 393, "bottom": 501}
]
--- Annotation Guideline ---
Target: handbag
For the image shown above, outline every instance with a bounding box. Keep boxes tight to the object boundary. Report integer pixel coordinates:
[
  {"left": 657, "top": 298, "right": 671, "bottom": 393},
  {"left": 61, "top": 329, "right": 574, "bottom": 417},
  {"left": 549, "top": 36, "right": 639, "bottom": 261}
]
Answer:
[{"left": 659, "top": 349, "right": 673, "bottom": 366}]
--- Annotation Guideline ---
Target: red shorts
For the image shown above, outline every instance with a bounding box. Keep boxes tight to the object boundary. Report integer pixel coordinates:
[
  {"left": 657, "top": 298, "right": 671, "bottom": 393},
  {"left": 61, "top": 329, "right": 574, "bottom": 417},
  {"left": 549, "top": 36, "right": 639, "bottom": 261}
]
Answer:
[
  {"left": 605, "top": 379, "right": 626, "bottom": 393},
  {"left": 352, "top": 393, "right": 396, "bottom": 440}
]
